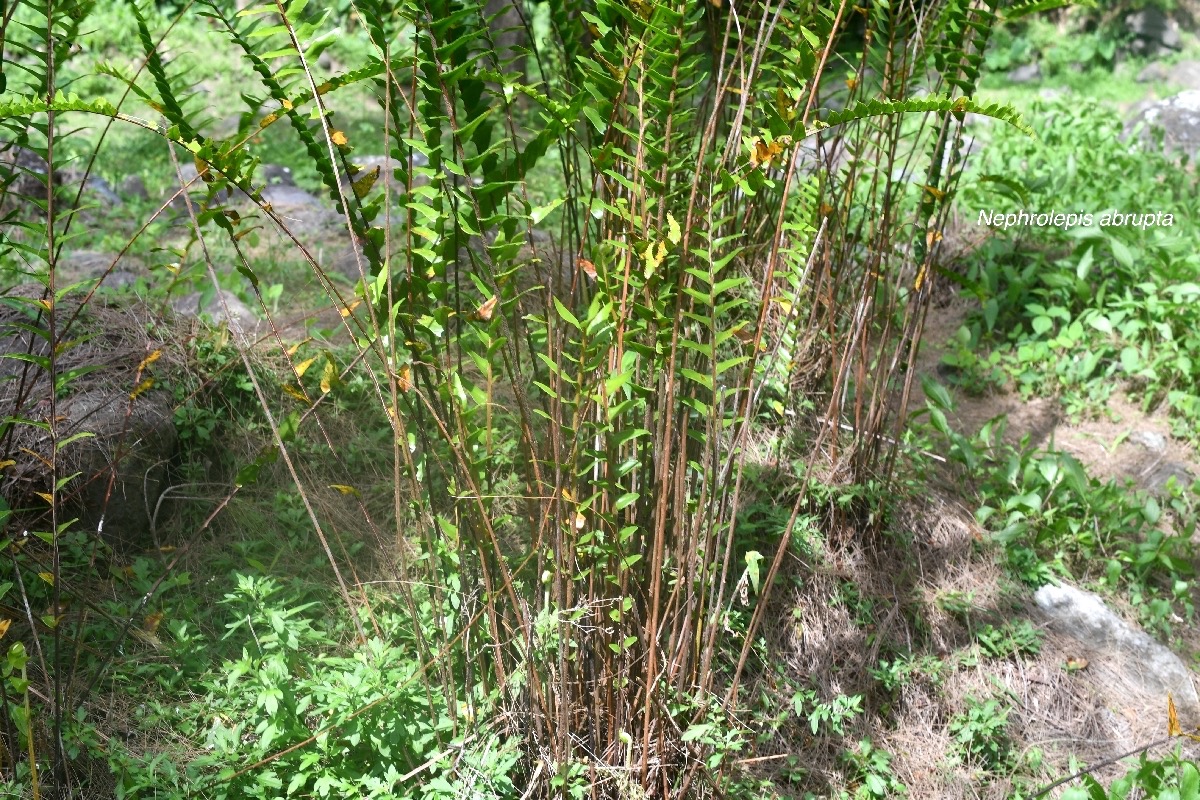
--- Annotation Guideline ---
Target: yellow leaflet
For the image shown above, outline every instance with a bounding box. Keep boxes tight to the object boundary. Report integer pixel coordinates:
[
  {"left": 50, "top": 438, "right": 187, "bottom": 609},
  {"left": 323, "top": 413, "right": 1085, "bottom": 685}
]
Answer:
[
  {"left": 129, "top": 378, "right": 155, "bottom": 401},
  {"left": 0, "top": 460, "right": 14, "bottom": 470},
  {"left": 666, "top": 213, "right": 681, "bottom": 246},
  {"left": 329, "top": 484, "right": 361, "bottom": 497},
  {"left": 136, "top": 350, "right": 162, "bottom": 372},
  {"left": 38, "top": 572, "right": 54, "bottom": 586},
  {"left": 331, "top": 130, "right": 348, "bottom": 146},
  {"left": 0, "top": 619, "right": 9, "bottom": 639},
  {"left": 320, "top": 358, "right": 337, "bottom": 394},
  {"left": 1168, "top": 694, "right": 1200, "bottom": 741},
  {"left": 913, "top": 262, "right": 929, "bottom": 292},
  {"left": 295, "top": 356, "right": 317, "bottom": 378},
  {"left": 286, "top": 339, "right": 309, "bottom": 357}
]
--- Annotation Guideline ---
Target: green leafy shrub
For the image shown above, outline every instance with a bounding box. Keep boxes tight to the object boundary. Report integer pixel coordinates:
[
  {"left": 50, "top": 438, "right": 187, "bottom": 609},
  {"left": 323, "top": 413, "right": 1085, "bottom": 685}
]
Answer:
[
  {"left": 950, "top": 696, "right": 1014, "bottom": 773},
  {"left": 955, "top": 96, "right": 1200, "bottom": 441}
]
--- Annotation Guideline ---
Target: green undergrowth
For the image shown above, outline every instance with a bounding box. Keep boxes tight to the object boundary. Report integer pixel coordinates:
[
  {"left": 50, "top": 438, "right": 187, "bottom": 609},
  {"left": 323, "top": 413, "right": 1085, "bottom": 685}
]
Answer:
[
  {"left": 919, "top": 380, "right": 1199, "bottom": 639},
  {"left": 950, "top": 95, "right": 1200, "bottom": 444}
]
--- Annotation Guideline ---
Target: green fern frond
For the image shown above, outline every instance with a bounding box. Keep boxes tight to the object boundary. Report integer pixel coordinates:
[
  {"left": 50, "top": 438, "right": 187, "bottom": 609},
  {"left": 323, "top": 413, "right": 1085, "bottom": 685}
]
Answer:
[
  {"left": 1003, "top": 0, "right": 1096, "bottom": 21},
  {"left": 813, "top": 96, "right": 1033, "bottom": 138}
]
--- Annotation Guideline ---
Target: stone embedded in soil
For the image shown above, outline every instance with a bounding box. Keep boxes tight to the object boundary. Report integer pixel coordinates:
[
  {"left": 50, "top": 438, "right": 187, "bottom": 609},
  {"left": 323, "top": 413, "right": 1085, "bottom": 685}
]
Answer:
[
  {"left": 1130, "top": 430, "right": 1167, "bottom": 454},
  {"left": 171, "top": 288, "right": 259, "bottom": 339},
  {"left": 1034, "top": 583, "right": 1200, "bottom": 722},
  {"left": 1140, "top": 460, "right": 1194, "bottom": 494}
]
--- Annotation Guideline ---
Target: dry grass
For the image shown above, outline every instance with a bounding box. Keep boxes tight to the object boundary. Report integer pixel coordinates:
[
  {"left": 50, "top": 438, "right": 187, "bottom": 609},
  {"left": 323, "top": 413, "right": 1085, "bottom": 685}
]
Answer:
[{"left": 736, "top": 477, "right": 1200, "bottom": 798}]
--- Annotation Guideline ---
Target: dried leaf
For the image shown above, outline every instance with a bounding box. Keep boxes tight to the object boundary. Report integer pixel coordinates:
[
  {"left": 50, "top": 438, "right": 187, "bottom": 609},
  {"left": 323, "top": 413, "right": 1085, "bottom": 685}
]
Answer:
[
  {"left": 573, "top": 512, "right": 586, "bottom": 530},
  {"left": 397, "top": 364, "right": 413, "bottom": 393},
  {"left": 331, "top": 130, "right": 348, "bottom": 146},
  {"left": 1170, "top": 693, "right": 1183, "bottom": 737},
  {"left": 579, "top": 258, "right": 597, "bottom": 280},
  {"left": 475, "top": 295, "right": 499, "bottom": 321},
  {"left": 951, "top": 95, "right": 968, "bottom": 122},
  {"left": 913, "top": 263, "right": 929, "bottom": 292},
  {"left": 750, "top": 138, "right": 785, "bottom": 169},
  {"left": 352, "top": 165, "right": 380, "bottom": 199},
  {"left": 143, "top": 612, "right": 164, "bottom": 633},
  {"left": 1065, "top": 656, "right": 1088, "bottom": 671},
  {"left": 340, "top": 299, "right": 362, "bottom": 318},
  {"left": 0, "top": 619, "right": 10, "bottom": 639},
  {"left": 920, "top": 184, "right": 945, "bottom": 201},
  {"left": 282, "top": 383, "right": 310, "bottom": 405},
  {"left": 846, "top": 74, "right": 858, "bottom": 91}
]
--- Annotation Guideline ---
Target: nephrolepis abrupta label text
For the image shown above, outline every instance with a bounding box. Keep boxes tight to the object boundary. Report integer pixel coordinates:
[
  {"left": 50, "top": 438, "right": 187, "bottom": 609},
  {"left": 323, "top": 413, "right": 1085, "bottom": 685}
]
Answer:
[{"left": 978, "top": 209, "right": 1175, "bottom": 231}]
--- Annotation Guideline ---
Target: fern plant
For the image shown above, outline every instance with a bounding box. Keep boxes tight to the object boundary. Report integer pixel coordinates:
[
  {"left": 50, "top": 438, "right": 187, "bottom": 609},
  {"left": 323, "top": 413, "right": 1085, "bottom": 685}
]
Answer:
[{"left": 0, "top": 0, "right": 1066, "bottom": 797}]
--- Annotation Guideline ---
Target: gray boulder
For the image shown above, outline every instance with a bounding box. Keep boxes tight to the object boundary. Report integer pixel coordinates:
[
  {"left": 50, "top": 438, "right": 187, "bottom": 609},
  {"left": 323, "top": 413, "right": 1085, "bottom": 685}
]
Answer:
[
  {"left": 1137, "top": 60, "right": 1200, "bottom": 91},
  {"left": 171, "top": 288, "right": 260, "bottom": 339},
  {"left": 1034, "top": 583, "right": 1200, "bottom": 721},
  {"left": 1007, "top": 62, "right": 1041, "bottom": 84},
  {"left": 1126, "top": 8, "right": 1183, "bottom": 57},
  {"left": 0, "top": 142, "right": 50, "bottom": 200},
  {"left": 119, "top": 174, "right": 149, "bottom": 201},
  {"left": 58, "top": 251, "right": 146, "bottom": 292},
  {"left": 1126, "top": 90, "right": 1200, "bottom": 159}
]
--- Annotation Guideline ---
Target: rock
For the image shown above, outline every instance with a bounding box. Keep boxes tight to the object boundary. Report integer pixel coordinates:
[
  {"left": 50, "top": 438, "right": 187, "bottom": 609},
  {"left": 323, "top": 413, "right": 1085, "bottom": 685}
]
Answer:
[
  {"left": 0, "top": 142, "right": 50, "bottom": 200},
  {"left": 54, "top": 166, "right": 123, "bottom": 209},
  {"left": 1125, "top": 8, "right": 1182, "bottom": 57},
  {"left": 258, "top": 183, "right": 340, "bottom": 237},
  {"left": 1007, "top": 63, "right": 1041, "bottom": 83},
  {"left": 1164, "top": 61, "right": 1200, "bottom": 92},
  {"left": 1034, "top": 583, "right": 1200, "bottom": 721},
  {"left": 58, "top": 251, "right": 146, "bottom": 291},
  {"left": 171, "top": 288, "right": 259, "bottom": 338},
  {"left": 120, "top": 174, "right": 148, "bottom": 200},
  {"left": 1138, "top": 61, "right": 1200, "bottom": 91},
  {"left": 58, "top": 390, "right": 177, "bottom": 554},
  {"left": 1138, "top": 62, "right": 1169, "bottom": 83},
  {"left": 1130, "top": 430, "right": 1167, "bottom": 453},
  {"left": 166, "top": 161, "right": 237, "bottom": 211},
  {"left": 1141, "top": 460, "right": 1194, "bottom": 494},
  {"left": 327, "top": 241, "right": 371, "bottom": 282},
  {"left": 1126, "top": 91, "right": 1200, "bottom": 159},
  {"left": 260, "top": 163, "right": 294, "bottom": 186}
]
